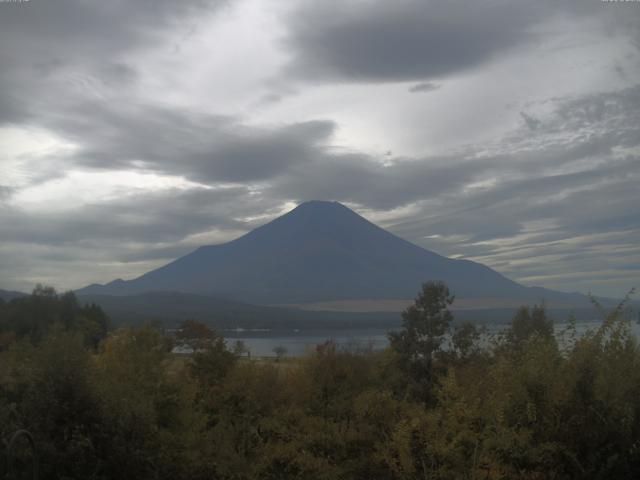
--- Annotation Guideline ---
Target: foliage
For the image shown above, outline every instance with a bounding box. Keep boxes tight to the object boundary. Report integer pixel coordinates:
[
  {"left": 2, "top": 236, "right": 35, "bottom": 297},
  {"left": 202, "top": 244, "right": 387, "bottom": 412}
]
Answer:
[
  {"left": 451, "top": 321, "right": 485, "bottom": 361},
  {"left": 1, "top": 284, "right": 639, "bottom": 479},
  {"left": 273, "top": 345, "right": 288, "bottom": 361},
  {"left": 0, "top": 285, "right": 108, "bottom": 348},
  {"left": 388, "top": 281, "right": 454, "bottom": 403},
  {"left": 506, "top": 303, "right": 554, "bottom": 347}
]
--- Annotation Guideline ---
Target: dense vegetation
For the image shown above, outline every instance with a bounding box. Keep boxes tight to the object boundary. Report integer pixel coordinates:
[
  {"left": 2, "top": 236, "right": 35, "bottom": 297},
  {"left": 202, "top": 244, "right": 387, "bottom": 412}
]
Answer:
[{"left": 1, "top": 283, "right": 639, "bottom": 479}]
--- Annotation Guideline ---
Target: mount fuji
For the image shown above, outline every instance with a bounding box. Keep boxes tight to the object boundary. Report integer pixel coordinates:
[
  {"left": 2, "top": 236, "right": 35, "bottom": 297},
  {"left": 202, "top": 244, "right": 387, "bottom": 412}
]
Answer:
[{"left": 77, "top": 201, "right": 586, "bottom": 308}]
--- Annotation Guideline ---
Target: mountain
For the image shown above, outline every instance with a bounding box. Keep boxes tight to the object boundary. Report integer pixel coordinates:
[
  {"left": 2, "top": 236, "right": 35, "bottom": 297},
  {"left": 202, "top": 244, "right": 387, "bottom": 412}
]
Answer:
[
  {"left": 77, "top": 200, "right": 590, "bottom": 306},
  {"left": 77, "top": 291, "right": 606, "bottom": 330},
  {"left": 77, "top": 291, "right": 399, "bottom": 329},
  {"left": 0, "top": 289, "right": 28, "bottom": 301}
]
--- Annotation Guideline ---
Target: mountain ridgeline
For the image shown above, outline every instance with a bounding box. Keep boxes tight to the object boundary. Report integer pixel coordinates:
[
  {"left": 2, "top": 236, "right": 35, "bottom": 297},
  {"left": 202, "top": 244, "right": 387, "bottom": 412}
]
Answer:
[
  {"left": 0, "top": 289, "right": 27, "bottom": 302},
  {"left": 77, "top": 201, "right": 584, "bottom": 306}
]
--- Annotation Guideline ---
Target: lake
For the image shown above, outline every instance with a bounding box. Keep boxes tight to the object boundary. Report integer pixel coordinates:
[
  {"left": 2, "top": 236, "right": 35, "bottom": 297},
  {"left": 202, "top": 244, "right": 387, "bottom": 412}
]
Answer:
[
  {"left": 222, "top": 328, "right": 390, "bottom": 357},
  {"left": 221, "top": 320, "right": 640, "bottom": 357}
]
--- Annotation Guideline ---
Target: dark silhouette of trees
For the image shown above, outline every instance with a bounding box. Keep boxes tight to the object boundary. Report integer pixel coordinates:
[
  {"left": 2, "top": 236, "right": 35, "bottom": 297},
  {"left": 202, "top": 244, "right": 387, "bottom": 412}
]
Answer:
[
  {"left": 0, "top": 285, "right": 108, "bottom": 348},
  {"left": 1, "top": 283, "right": 639, "bottom": 479},
  {"left": 506, "top": 303, "right": 554, "bottom": 347},
  {"left": 451, "top": 321, "right": 484, "bottom": 361},
  {"left": 175, "top": 319, "right": 237, "bottom": 387},
  {"left": 388, "top": 280, "right": 454, "bottom": 402},
  {"left": 272, "top": 345, "right": 287, "bottom": 361}
]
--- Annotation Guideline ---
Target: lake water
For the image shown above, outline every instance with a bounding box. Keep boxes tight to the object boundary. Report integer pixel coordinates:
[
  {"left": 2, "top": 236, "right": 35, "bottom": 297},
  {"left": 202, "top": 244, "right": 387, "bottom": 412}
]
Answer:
[
  {"left": 223, "top": 328, "right": 390, "bottom": 357},
  {"left": 221, "top": 320, "right": 640, "bottom": 357}
]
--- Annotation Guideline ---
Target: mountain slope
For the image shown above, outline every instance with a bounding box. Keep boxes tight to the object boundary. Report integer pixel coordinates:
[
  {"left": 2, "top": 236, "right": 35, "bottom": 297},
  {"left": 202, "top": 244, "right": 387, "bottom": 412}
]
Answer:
[
  {"left": 0, "top": 289, "right": 28, "bottom": 301},
  {"left": 77, "top": 201, "right": 587, "bottom": 305},
  {"left": 78, "top": 291, "right": 610, "bottom": 330},
  {"left": 78, "top": 291, "right": 399, "bottom": 329}
]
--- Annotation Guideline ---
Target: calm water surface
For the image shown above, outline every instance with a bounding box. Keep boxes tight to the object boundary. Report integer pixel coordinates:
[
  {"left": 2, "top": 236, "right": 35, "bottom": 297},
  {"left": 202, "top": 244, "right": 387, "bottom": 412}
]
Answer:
[{"left": 222, "top": 320, "right": 640, "bottom": 357}]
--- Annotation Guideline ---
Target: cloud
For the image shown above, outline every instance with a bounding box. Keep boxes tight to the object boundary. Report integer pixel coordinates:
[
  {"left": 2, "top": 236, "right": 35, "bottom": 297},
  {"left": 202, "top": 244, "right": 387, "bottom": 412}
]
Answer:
[
  {"left": 408, "top": 82, "right": 441, "bottom": 94},
  {"left": 0, "top": 0, "right": 638, "bottom": 297},
  {"left": 280, "top": 0, "right": 610, "bottom": 84},
  {"left": 2, "top": 83, "right": 639, "bottom": 293},
  {"left": 0, "top": 184, "right": 289, "bottom": 289},
  {"left": 0, "top": 185, "right": 13, "bottom": 202},
  {"left": 266, "top": 84, "right": 640, "bottom": 295},
  {"left": 53, "top": 101, "right": 335, "bottom": 182},
  {"left": 1, "top": 185, "right": 281, "bottom": 246},
  {"left": 0, "top": 0, "right": 223, "bottom": 125},
  {"left": 520, "top": 112, "right": 541, "bottom": 130}
]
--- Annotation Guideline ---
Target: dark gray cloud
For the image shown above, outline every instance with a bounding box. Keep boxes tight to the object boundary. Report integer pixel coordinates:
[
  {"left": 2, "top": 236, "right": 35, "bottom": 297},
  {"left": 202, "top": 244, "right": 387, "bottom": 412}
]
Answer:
[
  {"left": 0, "top": 0, "right": 223, "bottom": 125},
  {"left": 185, "top": 120, "right": 334, "bottom": 182},
  {"left": 270, "top": 84, "right": 640, "bottom": 212},
  {"left": 0, "top": 186, "right": 13, "bottom": 202},
  {"left": 269, "top": 153, "right": 500, "bottom": 211},
  {"left": 0, "top": 0, "right": 638, "bottom": 296},
  {"left": 3, "top": 83, "right": 639, "bottom": 293},
  {"left": 0, "top": 186, "right": 274, "bottom": 247},
  {"left": 0, "top": 0, "right": 216, "bottom": 61},
  {"left": 0, "top": 0, "right": 334, "bottom": 186},
  {"left": 1, "top": 75, "right": 334, "bottom": 186},
  {"left": 283, "top": 0, "right": 539, "bottom": 82},
  {"left": 280, "top": 0, "right": 618, "bottom": 84},
  {"left": 371, "top": 86, "right": 640, "bottom": 294},
  {"left": 0, "top": 183, "right": 290, "bottom": 289},
  {"left": 51, "top": 100, "right": 334, "bottom": 183},
  {"left": 395, "top": 85, "right": 639, "bottom": 221},
  {"left": 408, "top": 82, "right": 441, "bottom": 94},
  {"left": 520, "top": 112, "right": 541, "bottom": 130},
  {"left": 206, "top": 83, "right": 638, "bottom": 296}
]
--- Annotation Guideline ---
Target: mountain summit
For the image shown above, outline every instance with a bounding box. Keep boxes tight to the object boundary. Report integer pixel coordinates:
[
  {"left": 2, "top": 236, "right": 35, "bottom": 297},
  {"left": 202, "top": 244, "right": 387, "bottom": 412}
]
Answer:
[{"left": 77, "top": 201, "right": 574, "bottom": 304}]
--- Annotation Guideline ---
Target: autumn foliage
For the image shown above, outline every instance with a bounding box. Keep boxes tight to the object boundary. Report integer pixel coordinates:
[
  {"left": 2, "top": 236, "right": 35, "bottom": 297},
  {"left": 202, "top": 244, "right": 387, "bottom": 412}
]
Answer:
[{"left": 1, "top": 283, "right": 639, "bottom": 479}]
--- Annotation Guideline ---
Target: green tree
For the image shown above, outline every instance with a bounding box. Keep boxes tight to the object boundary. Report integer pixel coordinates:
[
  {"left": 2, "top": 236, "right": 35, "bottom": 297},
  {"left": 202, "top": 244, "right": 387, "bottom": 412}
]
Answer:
[
  {"left": 506, "top": 304, "right": 553, "bottom": 348},
  {"left": 273, "top": 345, "right": 287, "bottom": 362},
  {"left": 0, "top": 285, "right": 109, "bottom": 347},
  {"left": 232, "top": 339, "right": 249, "bottom": 358},
  {"left": 93, "top": 325, "right": 209, "bottom": 480},
  {"left": 4, "top": 327, "right": 101, "bottom": 479},
  {"left": 388, "top": 281, "right": 454, "bottom": 402},
  {"left": 176, "top": 320, "right": 237, "bottom": 388},
  {"left": 175, "top": 319, "right": 216, "bottom": 351},
  {"left": 451, "top": 321, "right": 484, "bottom": 361}
]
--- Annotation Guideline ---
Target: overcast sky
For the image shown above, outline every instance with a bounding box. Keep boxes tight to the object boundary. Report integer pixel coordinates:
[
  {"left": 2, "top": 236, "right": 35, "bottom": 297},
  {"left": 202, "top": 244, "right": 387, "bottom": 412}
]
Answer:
[{"left": 1, "top": 0, "right": 639, "bottom": 298}]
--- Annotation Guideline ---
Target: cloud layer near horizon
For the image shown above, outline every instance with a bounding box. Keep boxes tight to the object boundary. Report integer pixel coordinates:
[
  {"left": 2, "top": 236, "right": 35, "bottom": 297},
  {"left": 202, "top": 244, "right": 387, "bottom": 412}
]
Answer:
[{"left": 1, "top": 0, "right": 639, "bottom": 297}]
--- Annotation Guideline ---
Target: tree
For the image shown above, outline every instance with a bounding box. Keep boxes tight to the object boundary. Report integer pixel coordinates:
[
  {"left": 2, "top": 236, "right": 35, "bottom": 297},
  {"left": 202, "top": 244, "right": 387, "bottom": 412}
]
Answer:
[
  {"left": 388, "top": 281, "right": 454, "bottom": 402},
  {"left": 232, "top": 340, "right": 249, "bottom": 358},
  {"left": 506, "top": 304, "right": 553, "bottom": 347},
  {"left": 176, "top": 320, "right": 237, "bottom": 387},
  {"left": 0, "top": 286, "right": 109, "bottom": 346},
  {"left": 451, "top": 321, "right": 484, "bottom": 361},
  {"left": 273, "top": 345, "right": 287, "bottom": 362},
  {"left": 175, "top": 319, "right": 216, "bottom": 351},
  {"left": 13, "top": 327, "right": 101, "bottom": 479},
  {"left": 93, "top": 325, "right": 206, "bottom": 479}
]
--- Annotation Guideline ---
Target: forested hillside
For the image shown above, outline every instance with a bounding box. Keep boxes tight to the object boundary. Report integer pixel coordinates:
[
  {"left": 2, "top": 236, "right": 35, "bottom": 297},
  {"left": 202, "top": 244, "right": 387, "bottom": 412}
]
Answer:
[{"left": 1, "top": 284, "right": 638, "bottom": 479}]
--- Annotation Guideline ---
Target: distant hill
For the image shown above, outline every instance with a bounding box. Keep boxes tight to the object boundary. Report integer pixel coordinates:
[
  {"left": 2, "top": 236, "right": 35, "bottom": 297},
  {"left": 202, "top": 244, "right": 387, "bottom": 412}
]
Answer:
[
  {"left": 78, "top": 291, "right": 400, "bottom": 330},
  {"left": 0, "top": 289, "right": 28, "bottom": 301},
  {"left": 77, "top": 291, "right": 607, "bottom": 330},
  {"left": 77, "top": 200, "right": 594, "bottom": 307}
]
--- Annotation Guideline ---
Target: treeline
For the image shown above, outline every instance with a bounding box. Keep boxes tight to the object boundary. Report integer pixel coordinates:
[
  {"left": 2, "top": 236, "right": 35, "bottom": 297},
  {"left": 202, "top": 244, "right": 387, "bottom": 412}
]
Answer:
[
  {"left": 0, "top": 285, "right": 109, "bottom": 348},
  {"left": 0, "top": 283, "right": 639, "bottom": 479}
]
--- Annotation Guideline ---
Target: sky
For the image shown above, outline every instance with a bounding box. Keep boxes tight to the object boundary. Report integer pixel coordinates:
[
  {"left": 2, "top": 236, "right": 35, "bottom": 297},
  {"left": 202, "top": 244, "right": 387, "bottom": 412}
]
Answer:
[{"left": 0, "top": 0, "right": 639, "bottom": 298}]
